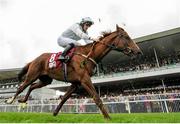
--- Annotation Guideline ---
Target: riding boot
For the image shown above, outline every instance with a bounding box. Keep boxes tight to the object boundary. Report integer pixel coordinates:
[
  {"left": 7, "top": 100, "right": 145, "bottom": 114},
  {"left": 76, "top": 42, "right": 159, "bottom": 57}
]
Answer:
[{"left": 58, "top": 43, "right": 75, "bottom": 61}]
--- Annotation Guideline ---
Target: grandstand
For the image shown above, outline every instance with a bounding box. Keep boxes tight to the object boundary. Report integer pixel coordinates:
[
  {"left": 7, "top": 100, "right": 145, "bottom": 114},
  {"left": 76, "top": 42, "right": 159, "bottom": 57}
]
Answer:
[
  {"left": 0, "top": 27, "right": 180, "bottom": 113},
  {"left": 48, "top": 27, "right": 180, "bottom": 96}
]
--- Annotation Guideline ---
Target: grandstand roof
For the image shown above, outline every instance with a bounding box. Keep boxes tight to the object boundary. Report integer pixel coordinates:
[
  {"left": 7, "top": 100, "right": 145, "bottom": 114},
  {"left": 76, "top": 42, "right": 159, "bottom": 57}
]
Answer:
[
  {"left": 134, "top": 27, "right": 180, "bottom": 43},
  {"left": 0, "top": 68, "right": 21, "bottom": 80},
  {"left": 0, "top": 27, "right": 180, "bottom": 81},
  {"left": 102, "top": 27, "right": 180, "bottom": 64}
]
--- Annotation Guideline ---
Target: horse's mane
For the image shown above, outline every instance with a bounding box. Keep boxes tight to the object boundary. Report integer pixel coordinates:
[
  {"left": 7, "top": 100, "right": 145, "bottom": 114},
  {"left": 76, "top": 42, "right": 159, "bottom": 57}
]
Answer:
[
  {"left": 77, "top": 30, "right": 112, "bottom": 49},
  {"left": 98, "top": 30, "right": 112, "bottom": 41}
]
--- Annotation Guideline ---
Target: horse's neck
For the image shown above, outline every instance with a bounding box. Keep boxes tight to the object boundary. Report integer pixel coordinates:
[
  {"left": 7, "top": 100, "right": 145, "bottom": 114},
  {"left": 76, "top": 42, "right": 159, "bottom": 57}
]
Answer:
[
  {"left": 76, "top": 44, "right": 92, "bottom": 55},
  {"left": 92, "top": 33, "right": 117, "bottom": 62},
  {"left": 76, "top": 33, "right": 116, "bottom": 63}
]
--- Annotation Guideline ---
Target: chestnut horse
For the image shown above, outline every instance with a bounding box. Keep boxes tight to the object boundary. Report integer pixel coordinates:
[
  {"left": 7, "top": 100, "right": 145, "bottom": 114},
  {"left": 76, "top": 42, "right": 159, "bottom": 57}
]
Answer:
[{"left": 6, "top": 25, "right": 142, "bottom": 119}]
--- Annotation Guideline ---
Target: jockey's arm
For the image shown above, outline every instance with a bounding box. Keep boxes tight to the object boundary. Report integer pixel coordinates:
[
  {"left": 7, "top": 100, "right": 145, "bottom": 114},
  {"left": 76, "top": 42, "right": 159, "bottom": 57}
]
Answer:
[{"left": 71, "top": 24, "right": 90, "bottom": 40}]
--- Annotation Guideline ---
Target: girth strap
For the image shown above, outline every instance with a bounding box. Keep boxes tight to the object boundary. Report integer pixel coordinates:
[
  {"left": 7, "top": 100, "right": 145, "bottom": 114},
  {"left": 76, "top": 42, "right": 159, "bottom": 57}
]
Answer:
[
  {"left": 63, "top": 63, "right": 68, "bottom": 83},
  {"left": 62, "top": 52, "right": 99, "bottom": 83}
]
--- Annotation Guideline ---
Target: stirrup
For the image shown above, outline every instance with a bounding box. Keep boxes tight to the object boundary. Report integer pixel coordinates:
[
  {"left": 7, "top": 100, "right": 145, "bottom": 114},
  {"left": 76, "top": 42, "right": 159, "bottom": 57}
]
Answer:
[
  {"left": 59, "top": 56, "right": 66, "bottom": 60},
  {"left": 64, "top": 56, "right": 70, "bottom": 63},
  {"left": 59, "top": 56, "right": 69, "bottom": 62}
]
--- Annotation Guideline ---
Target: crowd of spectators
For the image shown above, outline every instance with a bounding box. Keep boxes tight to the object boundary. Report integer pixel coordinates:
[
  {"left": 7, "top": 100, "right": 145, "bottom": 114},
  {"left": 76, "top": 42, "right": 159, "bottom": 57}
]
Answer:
[
  {"left": 100, "top": 53, "right": 180, "bottom": 75},
  {"left": 1, "top": 85, "right": 180, "bottom": 113},
  {"left": 1, "top": 86, "right": 179, "bottom": 104},
  {"left": 1, "top": 53, "right": 180, "bottom": 108}
]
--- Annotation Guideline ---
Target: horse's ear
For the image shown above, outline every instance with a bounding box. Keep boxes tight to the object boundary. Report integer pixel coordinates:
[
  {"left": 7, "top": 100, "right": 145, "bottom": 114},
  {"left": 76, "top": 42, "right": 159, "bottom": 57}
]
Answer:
[{"left": 116, "top": 24, "right": 120, "bottom": 31}]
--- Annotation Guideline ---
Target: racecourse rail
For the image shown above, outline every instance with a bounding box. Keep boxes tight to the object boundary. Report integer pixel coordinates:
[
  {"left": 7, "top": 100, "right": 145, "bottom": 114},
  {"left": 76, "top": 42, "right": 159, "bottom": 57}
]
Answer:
[
  {"left": 0, "top": 93, "right": 180, "bottom": 113},
  {"left": 0, "top": 63, "right": 180, "bottom": 113}
]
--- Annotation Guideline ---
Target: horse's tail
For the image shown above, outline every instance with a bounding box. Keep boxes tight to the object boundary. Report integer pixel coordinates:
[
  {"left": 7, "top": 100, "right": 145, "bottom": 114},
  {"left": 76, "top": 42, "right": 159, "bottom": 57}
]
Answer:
[{"left": 18, "top": 62, "right": 31, "bottom": 82}]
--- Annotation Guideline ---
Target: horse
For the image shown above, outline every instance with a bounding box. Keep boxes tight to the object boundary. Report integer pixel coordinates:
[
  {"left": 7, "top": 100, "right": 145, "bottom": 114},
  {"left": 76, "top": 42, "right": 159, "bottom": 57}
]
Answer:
[{"left": 6, "top": 25, "right": 142, "bottom": 119}]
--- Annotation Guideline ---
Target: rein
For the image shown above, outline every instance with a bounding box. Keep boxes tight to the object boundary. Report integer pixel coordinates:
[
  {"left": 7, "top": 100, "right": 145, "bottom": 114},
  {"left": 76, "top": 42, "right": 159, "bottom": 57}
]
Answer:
[
  {"left": 98, "top": 34, "right": 128, "bottom": 52},
  {"left": 73, "top": 41, "right": 98, "bottom": 66},
  {"left": 73, "top": 32, "right": 130, "bottom": 68},
  {"left": 73, "top": 42, "right": 99, "bottom": 75}
]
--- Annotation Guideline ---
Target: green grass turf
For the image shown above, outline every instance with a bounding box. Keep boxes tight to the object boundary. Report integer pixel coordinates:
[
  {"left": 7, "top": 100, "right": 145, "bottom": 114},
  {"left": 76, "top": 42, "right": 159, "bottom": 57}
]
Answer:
[{"left": 0, "top": 112, "right": 180, "bottom": 123}]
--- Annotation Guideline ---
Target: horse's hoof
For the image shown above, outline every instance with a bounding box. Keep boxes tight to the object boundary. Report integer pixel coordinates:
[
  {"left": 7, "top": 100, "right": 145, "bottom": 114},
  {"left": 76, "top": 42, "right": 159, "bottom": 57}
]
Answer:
[
  {"left": 105, "top": 116, "right": 111, "bottom": 120},
  {"left": 18, "top": 99, "right": 26, "bottom": 103},
  {"left": 107, "top": 117, "right": 111, "bottom": 120},
  {"left": 5, "top": 97, "right": 14, "bottom": 104},
  {"left": 53, "top": 112, "right": 58, "bottom": 116}
]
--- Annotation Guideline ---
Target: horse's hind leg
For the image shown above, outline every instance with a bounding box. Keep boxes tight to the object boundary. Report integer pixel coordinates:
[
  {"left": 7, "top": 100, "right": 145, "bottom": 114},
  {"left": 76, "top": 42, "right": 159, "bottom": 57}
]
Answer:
[
  {"left": 18, "top": 82, "right": 46, "bottom": 103},
  {"left": 18, "top": 75, "right": 52, "bottom": 103},
  {"left": 6, "top": 79, "right": 35, "bottom": 104},
  {"left": 53, "top": 84, "right": 77, "bottom": 116},
  {"left": 81, "top": 75, "right": 110, "bottom": 119},
  {"left": 6, "top": 67, "right": 40, "bottom": 104}
]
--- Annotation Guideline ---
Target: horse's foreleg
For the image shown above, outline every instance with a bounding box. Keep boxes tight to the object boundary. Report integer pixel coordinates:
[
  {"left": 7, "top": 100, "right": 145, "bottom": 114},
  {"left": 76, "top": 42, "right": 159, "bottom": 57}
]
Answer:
[
  {"left": 53, "top": 84, "right": 77, "bottom": 116},
  {"left": 81, "top": 77, "right": 111, "bottom": 119},
  {"left": 18, "top": 81, "right": 48, "bottom": 103}
]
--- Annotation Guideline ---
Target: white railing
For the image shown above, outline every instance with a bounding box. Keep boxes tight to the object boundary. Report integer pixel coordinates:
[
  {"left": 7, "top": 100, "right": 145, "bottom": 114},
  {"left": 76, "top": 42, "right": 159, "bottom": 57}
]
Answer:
[{"left": 1, "top": 93, "right": 180, "bottom": 113}]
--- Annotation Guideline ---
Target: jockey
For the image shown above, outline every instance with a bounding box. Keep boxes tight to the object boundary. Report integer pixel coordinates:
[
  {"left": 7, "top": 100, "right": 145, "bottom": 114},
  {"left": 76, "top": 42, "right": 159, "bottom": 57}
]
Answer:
[{"left": 57, "top": 17, "right": 98, "bottom": 61}]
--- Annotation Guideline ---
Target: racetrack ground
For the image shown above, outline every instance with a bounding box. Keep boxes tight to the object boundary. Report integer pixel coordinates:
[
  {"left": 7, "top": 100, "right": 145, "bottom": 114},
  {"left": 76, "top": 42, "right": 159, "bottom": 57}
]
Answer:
[{"left": 0, "top": 112, "right": 180, "bottom": 123}]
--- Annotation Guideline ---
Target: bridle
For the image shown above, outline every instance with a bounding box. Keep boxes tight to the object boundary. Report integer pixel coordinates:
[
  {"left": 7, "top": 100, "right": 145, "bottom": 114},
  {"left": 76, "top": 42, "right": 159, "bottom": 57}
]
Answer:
[
  {"left": 74, "top": 31, "right": 133, "bottom": 68},
  {"left": 97, "top": 32, "right": 133, "bottom": 55}
]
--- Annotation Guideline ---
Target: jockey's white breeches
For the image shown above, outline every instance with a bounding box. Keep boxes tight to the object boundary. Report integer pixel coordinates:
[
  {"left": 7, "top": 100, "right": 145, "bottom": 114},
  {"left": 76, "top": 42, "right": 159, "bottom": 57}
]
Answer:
[
  {"left": 57, "top": 36, "right": 81, "bottom": 47},
  {"left": 58, "top": 36, "right": 93, "bottom": 48}
]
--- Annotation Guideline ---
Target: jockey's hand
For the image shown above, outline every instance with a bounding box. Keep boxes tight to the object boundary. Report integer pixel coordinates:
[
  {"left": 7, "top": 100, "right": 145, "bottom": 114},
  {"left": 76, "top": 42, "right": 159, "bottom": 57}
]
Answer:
[{"left": 90, "top": 37, "right": 99, "bottom": 42}]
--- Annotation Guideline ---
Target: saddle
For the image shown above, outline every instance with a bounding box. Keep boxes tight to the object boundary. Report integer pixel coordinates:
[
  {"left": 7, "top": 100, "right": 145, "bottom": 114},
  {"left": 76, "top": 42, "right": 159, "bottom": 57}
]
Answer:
[
  {"left": 48, "top": 48, "right": 75, "bottom": 69},
  {"left": 48, "top": 48, "right": 75, "bottom": 83}
]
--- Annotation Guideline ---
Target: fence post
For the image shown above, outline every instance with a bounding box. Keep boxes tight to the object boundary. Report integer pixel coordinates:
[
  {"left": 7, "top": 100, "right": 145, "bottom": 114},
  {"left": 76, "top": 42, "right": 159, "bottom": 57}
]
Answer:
[
  {"left": 159, "top": 94, "right": 165, "bottom": 113},
  {"left": 75, "top": 98, "right": 79, "bottom": 113},
  {"left": 127, "top": 101, "right": 131, "bottom": 114},
  {"left": 31, "top": 105, "right": 33, "bottom": 112},
  {"left": 41, "top": 99, "right": 43, "bottom": 113},
  {"left": 164, "top": 100, "right": 169, "bottom": 113},
  {"left": 4, "top": 105, "right": 7, "bottom": 112},
  {"left": 125, "top": 97, "right": 131, "bottom": 114}
]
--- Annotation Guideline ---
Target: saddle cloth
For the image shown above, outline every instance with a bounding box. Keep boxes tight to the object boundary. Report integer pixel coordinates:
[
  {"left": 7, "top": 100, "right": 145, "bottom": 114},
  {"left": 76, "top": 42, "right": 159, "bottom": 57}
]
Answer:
[{"left": 48, "top": 48, "right": 75, "bottom": 69}]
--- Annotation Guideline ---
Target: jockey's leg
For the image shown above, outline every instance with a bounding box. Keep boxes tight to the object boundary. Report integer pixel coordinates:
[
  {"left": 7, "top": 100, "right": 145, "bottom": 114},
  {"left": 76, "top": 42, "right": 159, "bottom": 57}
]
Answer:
[
  {"left": 53, "top": 84, "right": 77, "bottom": 116},
  {"left": 58, "top": 43, "right": 75, "bottom": 61}
]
